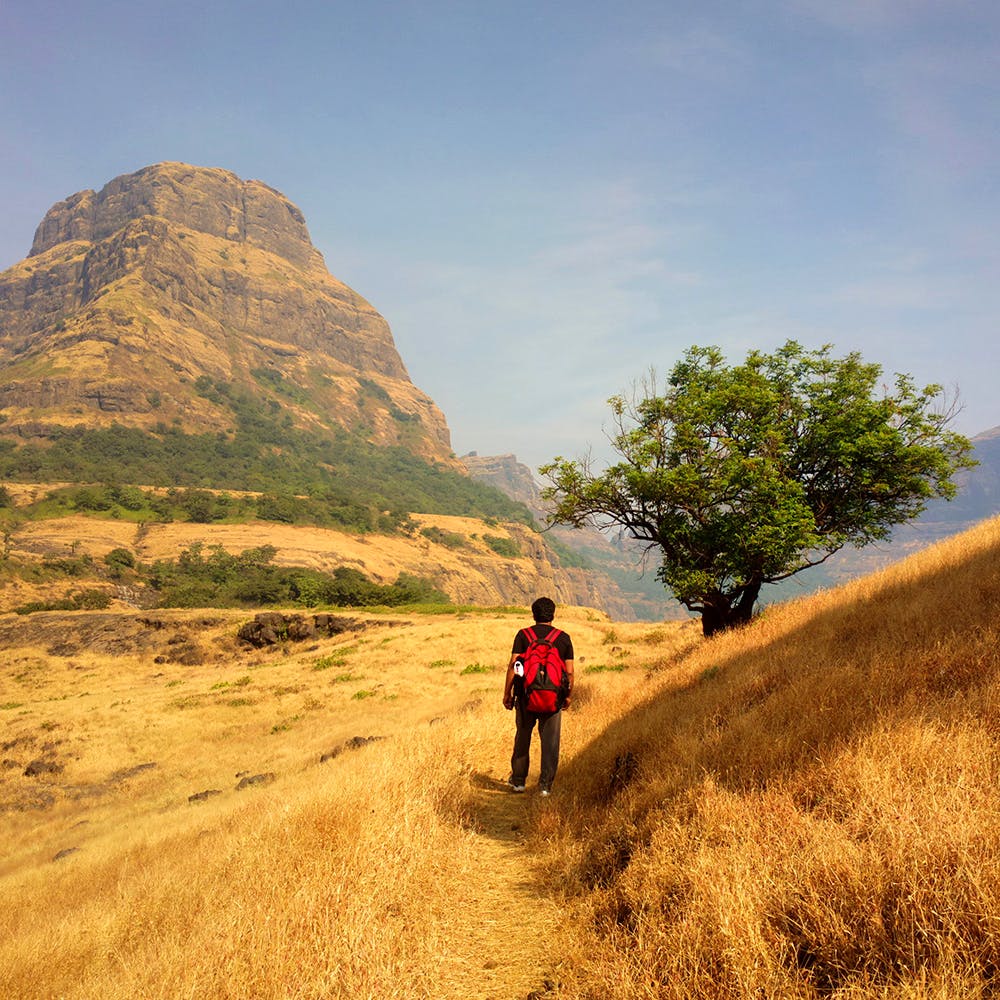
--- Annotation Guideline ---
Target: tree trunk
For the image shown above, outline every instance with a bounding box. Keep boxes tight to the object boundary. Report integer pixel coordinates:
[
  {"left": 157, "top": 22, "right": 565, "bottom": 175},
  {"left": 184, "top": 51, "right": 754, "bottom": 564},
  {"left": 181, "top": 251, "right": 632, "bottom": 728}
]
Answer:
[
  {"left": 700, "top": 600, "right": 729, "bottom": 637},
  {"left": 699, "top": 580, "right": 762, "bottom": 636},
  {"left": 732, "top": 579, "right": 762, "bottom": 625}
]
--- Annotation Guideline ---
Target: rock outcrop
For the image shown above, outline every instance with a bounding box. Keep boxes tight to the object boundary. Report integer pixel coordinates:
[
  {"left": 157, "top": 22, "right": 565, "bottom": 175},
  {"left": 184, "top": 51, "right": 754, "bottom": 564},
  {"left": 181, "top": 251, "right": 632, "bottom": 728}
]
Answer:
[
  {"left": 461, "top": 453, "right": 543, "bottom": 511},
  {"left": 0, "top": 162, "right": 453, "bottom": 463},
  {"left": 236, "top": 611, "right": 359, "bottom": 647}
]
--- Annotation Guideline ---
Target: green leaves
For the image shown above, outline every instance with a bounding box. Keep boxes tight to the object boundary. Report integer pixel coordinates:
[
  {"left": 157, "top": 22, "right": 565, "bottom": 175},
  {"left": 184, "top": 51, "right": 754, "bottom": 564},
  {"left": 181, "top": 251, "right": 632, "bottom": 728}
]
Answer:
[
  {"left": 543, "top": 341, "right": 975, "bottom": 634},
  {"left": 148, "top": 544, "right": 448, "bottom": 609}
]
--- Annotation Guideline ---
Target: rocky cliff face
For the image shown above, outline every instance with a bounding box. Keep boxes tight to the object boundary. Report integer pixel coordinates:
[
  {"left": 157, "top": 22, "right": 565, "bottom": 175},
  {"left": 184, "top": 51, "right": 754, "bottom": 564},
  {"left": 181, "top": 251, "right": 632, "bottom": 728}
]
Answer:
[
  {"left": 461, "top": 453, "right": 542, "bottom": 511},
  {"left": 462, "top": 452, "right": 669, "bottom": 620},
  {"left": 503, "top": 522, "right": 638, "bottom": 620},
  {"left": 0, "top": 162, "right": 453, "bottom": 463}
]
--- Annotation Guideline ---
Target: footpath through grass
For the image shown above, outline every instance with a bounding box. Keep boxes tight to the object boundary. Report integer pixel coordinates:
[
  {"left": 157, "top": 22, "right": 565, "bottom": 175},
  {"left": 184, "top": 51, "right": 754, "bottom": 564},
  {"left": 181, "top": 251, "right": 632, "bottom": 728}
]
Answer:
[{"left": 0, "top": 606, "right": 677, "bottom": 999}]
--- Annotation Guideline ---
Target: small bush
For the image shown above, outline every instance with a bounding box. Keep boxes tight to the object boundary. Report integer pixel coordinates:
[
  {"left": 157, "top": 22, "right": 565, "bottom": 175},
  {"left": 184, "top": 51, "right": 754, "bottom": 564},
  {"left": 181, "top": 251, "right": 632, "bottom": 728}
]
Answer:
[
  {"left": 13, "top": 588, "right": 111, "bottom": 614},
  {"left": 312, "top": 655, "right": 348, "bottom": 671},
  {"left": 104, "top": 548, "right": 136, "bottom": 570},
  {"left": 41, "top": 556, "right": 93, "bottom": 578},
  {"left": 461, "top": 663, "right": 493, "bottom": 675},
  {"left": 420, "top": 526, "right": 467, "bottom": 549},
  {"left": 484, "top": 535, "right": 520, "bottom": 558}
]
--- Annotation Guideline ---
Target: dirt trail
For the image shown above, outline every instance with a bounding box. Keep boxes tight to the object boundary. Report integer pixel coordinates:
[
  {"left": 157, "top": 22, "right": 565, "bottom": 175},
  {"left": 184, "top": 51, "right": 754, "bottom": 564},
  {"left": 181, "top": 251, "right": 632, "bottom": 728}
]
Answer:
[{"left": 436, "top": 772, "right": 564, "bottom": 1000}]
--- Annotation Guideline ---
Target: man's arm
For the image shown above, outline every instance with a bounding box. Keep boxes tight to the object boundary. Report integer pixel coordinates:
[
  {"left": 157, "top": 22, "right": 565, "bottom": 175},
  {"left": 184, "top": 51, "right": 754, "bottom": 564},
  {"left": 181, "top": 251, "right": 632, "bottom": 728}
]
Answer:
[
  {"left": 562, "top": 659, "right": 574, "bottom": 709},
  {"left": 503, "top": 653, "right": 519, "bottom": 710}
]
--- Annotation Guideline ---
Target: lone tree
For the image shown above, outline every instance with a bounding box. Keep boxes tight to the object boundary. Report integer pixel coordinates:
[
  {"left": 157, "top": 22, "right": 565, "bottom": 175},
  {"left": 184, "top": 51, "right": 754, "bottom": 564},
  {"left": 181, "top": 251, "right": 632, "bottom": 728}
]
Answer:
[{"left": 541, "top": 342, "right": 974, "bottom": 636}]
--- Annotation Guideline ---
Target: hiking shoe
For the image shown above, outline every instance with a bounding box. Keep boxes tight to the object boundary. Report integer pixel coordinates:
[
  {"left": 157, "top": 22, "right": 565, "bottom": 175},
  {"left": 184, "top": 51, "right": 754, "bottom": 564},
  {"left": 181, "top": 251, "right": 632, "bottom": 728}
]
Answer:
[{"left": 508, "top": 780, "right": 526, "bottom": 793}]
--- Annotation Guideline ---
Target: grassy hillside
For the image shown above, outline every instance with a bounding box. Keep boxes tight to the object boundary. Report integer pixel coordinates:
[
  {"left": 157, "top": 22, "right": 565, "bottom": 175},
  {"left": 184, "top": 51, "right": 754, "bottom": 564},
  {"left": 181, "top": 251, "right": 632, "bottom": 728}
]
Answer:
[
  {"left": 2, "top": 516, "right": 998, "bottom": 997},
  {"left": 0, "top": 604, "right": 683, "bottom": 999},
  {"left": 0, "top": 508, "right": 582, "bottom": 615},
  {"left": 0, "top": 378, "right": 534, "bottom": 528},
  {"left": 540, "top": 515, "right": 1000, "bottom": 998}
]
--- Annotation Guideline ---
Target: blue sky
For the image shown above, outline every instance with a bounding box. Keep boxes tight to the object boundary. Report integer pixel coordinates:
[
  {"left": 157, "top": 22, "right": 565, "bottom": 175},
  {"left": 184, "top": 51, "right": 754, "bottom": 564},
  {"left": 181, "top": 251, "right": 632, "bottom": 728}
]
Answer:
[{"left": 1, "top": 0, "right": 998, "bottom": 471}]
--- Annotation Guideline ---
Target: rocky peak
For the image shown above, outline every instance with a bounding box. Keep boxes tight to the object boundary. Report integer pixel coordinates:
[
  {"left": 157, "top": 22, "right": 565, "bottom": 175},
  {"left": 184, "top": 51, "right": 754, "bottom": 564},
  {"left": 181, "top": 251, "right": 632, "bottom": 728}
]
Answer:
[
  {"left": 0, "top": 162, "right": 453, "bottom": 463},
  {"left": 30, "top": 163, "right": 318, "bottom": 269},
  {"left": 461, "top": 453, "right": 542, "bottom": 512}
]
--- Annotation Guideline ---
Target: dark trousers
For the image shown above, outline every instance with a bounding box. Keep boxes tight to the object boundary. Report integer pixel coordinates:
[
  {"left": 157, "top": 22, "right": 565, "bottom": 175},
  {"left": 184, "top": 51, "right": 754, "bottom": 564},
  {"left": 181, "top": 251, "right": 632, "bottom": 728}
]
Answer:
[{"left": 510, "top": 701, "right": 562, "bottom": 791}]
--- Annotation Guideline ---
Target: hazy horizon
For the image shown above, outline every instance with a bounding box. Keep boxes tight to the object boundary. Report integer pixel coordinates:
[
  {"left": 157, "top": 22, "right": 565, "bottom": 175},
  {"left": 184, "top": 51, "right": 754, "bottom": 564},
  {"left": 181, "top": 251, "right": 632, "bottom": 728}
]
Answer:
[{"left": 2, "top": 1, "right": 998, "bottom": 469}]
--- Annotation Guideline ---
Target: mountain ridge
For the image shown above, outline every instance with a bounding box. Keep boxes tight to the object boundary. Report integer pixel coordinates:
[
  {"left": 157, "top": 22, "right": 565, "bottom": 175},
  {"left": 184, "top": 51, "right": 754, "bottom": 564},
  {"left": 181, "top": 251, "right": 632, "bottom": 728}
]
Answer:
[
  {"left": 0, "top": 161, "right": 453, "bottom": 464},
  {"left": 0, "top": 165, "right": 643, "bottom": 618},
  {"left": 785, "top": 422, "right": 1000, "bottom": 594}
]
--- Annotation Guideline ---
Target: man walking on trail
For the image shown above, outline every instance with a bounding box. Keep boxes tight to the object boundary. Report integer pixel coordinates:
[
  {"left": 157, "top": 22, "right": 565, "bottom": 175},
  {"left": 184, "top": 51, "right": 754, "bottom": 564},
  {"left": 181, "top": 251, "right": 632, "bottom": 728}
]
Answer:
[{"left": 502, "top": 596, "right": 574, "bottom": 796}]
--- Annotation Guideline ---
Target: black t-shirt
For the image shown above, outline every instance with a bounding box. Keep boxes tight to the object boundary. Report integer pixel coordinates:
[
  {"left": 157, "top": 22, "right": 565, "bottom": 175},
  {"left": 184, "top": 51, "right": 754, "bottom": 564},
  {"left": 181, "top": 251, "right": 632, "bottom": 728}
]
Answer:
[{"left": 511, "top": 623, "right": 574, "bottom": 662}]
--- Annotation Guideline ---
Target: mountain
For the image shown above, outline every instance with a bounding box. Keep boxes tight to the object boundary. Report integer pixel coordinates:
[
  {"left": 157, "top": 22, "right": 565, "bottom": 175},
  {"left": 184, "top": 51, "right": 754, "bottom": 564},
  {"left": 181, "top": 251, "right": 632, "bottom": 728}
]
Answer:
[
  {"left": 0, "top": 164, "right": 643, "bottom": 618},
  {"left": 462, "top": 452, "right": 681, "bottom": 621},
  {"left": 923, "top": 424, "right": 1000, "bottom": 526},
  {"left": 0, "top": 162, "right": 451, "bottom": 465}
]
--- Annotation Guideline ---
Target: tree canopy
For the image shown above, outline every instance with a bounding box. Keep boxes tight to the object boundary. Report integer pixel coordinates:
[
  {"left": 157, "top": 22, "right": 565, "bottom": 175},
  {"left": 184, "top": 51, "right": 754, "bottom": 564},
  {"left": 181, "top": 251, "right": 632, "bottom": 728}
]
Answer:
[{"left": 541, "top": 341, "right": 975, "bottom": 635}]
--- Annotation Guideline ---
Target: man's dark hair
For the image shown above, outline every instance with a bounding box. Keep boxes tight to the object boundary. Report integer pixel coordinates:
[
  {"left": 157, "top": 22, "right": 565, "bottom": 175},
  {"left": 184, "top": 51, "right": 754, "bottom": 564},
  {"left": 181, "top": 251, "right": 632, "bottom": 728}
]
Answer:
[{"left": 531, "top": 596, "right": 556, "bottom": 623}]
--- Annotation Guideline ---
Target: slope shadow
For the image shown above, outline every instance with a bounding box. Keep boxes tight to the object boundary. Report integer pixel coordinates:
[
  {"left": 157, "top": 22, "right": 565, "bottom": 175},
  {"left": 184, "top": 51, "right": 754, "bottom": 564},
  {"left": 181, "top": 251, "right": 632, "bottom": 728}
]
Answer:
[
  {"left": 558, "top": 522, "right": 1000, "bottom": 813},
  {"left": 466, "top": 771, "right": 536, "bottom": 843}
]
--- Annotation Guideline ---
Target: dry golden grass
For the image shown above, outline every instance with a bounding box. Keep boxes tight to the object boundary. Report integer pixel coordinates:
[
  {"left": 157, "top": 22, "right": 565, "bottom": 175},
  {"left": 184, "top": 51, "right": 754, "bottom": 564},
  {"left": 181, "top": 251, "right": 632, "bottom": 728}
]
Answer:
[
  {"left": 1, "top": 603, "right": 681, "bottom": 998},
  {"left": 534, "top": 517, "right": 1000, "bottom": 998},
  {"left": 3, "top": 517, "right": 999, "bottom": 998},
  {"left": 5, "top": 511, "right": 561, "bottom": 608}
]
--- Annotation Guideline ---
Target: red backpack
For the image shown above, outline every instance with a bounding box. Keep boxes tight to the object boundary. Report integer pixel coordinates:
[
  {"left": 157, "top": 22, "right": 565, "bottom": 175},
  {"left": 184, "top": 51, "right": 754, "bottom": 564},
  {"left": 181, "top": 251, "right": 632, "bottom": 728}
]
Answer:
[{"left": 519, "top": 626, "right": 567, "bottom": 714}]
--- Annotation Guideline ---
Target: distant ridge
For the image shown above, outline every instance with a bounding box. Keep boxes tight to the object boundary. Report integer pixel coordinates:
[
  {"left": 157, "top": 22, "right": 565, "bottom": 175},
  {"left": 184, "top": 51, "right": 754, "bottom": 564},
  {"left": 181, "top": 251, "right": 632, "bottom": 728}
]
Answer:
[
  {"left": 773, "top": 423, "right": 1000, "bottom": 596},
  {"left": 462, "top": 452, "right": 682, "bottom": 621}
]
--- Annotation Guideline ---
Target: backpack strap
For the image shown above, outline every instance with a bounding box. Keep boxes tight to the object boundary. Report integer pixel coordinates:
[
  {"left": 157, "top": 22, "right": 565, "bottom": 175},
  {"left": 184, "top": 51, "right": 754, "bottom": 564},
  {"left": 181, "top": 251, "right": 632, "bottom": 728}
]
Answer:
[{"left": 523, "top": 625, "right": 561, "bottom": 648}]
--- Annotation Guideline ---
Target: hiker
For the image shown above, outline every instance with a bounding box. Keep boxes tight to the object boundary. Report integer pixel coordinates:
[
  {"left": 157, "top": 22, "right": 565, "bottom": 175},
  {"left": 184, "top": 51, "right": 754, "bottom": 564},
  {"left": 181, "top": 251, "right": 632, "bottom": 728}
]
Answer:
[{"left": 502, "top": 596, "right": 574, "bottom": 796}]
